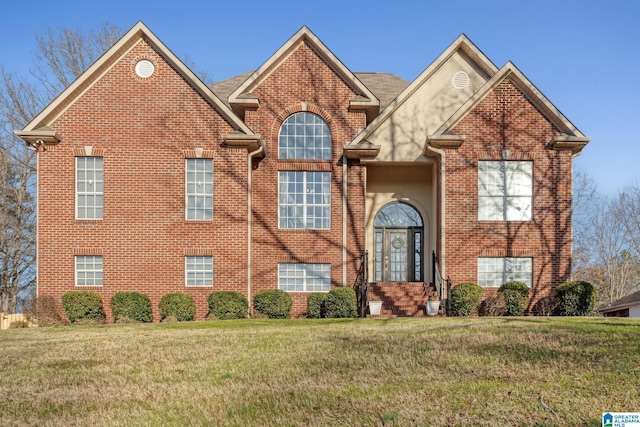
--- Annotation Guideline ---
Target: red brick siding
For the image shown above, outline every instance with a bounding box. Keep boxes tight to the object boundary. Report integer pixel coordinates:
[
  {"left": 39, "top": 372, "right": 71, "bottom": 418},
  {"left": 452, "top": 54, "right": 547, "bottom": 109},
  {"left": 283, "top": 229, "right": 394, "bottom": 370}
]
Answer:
[
  {"left": 445, "top": 79, "right": 572, "bottom": 311},
  {"left": 38, "top": 39, "right": 248, "bottom": 321},
  {"left": 243, "top": 41, "right": 367, "bottom": 317}
]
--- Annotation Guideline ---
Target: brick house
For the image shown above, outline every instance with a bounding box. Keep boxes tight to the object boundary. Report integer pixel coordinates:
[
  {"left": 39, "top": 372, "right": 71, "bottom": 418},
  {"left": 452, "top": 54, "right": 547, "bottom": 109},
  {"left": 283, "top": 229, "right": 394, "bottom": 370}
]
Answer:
[{"left": 16, "top": 22, "right": 589, "bottom": 320}]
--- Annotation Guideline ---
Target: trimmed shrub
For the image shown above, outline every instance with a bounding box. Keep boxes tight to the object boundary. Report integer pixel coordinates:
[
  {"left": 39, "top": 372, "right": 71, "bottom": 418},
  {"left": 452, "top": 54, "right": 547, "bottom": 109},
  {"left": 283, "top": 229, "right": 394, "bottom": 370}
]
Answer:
[
  {"left": 479, "top": 294, "right": 506, "bottom": 316},
  {"left": 158, "top": 293, "right": 196, "bottom": 322},
  {"left": 253, "top": 290, "right": 292, "bottom": 319},
  {"left": 61, "top": 291, "right": 106, "bottom": 324},
  {"left": 110, "top": 292, "right": 153, "bottom": 323},
  {"left": 450, "top": 282, "right": 483, "bottom": 316},
  {"left": 324, "top": 287, "right": 357, "bottom": 318},
  {"left": 498, "top": 281, "right": 530, "bottom": 316},
  {"left": 207, "top": 291, "right": 248, "bottom": 320},
  {"left": 306, "top": 293, "right": 327, "bottom": 318},
  {"left": 556, "top": 281, "right": 596, "bottom": 316}
]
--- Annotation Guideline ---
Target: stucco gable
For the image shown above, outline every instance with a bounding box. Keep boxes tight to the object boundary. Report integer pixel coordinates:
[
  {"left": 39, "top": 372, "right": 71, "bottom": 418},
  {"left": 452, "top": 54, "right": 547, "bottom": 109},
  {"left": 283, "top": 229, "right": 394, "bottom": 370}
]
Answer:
[
  {"left": 16, "top": 22, "right": 256, "bottom": 148},
  {"left": 228, "top": 26, "right": 379, "bottom": 119},
  {"left": 348, "top": 34, "right": 498, "bottom": 150},
  {"left": 346, "top": 34, "right": 498, "bottom": 162}
]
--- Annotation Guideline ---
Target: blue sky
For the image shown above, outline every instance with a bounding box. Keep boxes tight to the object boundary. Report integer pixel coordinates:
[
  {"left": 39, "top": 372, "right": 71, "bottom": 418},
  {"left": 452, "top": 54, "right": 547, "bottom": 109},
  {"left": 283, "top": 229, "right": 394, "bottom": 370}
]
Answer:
[{"left": 2, "top": 0, "right": 638, "bottom": 195}]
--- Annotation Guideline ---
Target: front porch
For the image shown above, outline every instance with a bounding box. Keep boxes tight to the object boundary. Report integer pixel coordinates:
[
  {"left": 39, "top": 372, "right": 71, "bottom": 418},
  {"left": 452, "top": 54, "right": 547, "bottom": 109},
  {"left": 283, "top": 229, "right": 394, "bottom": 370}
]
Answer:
[
  {"left": 366, "top": 282, "right": 442, "bottom": 317},
  {"left": 354, "top": 250, "right": 449, "bottom": 317}
]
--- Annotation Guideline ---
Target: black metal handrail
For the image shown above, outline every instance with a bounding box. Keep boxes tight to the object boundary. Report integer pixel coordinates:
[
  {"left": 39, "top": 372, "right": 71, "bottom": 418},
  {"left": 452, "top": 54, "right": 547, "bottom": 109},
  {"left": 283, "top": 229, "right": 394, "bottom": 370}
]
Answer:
[
  {"left": 354, "top": 251, "right": 368, "bottom": 317},
  {"left": 432, "top": 251, "right": 452, "bottom": 315},
  {"left": 432, "top": 251, "right": 443, "bottom": 300}
]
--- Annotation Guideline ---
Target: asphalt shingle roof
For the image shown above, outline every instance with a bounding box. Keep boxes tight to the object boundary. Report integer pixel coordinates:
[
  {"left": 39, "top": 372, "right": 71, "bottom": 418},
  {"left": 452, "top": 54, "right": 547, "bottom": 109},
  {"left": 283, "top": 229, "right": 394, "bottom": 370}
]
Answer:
[
  {"left": 601, "top": 290, "right": 640, "bottom": 311},
  {"left": 354, "top": 72, "right": 409, "bottom": 111},
  {"left": 209, "top": 71, "right": 409, "bottom": 112}
]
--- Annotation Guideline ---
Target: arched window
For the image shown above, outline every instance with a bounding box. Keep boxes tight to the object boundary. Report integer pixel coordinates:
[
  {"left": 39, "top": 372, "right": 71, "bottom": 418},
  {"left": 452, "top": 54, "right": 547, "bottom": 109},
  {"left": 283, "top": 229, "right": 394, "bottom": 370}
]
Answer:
[
  {"left": 278, "top": 112, "right": 331, "bottom": 160},
  {"left": 374, "top": 202, "right": 424, "bottom": 282}
]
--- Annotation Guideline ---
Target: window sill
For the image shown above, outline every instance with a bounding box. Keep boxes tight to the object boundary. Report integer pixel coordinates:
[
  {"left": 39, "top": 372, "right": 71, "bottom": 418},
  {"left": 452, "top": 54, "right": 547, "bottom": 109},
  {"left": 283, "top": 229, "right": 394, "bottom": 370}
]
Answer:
[{"left": 278, "top": 228, "right": 331, "bottom": 232}]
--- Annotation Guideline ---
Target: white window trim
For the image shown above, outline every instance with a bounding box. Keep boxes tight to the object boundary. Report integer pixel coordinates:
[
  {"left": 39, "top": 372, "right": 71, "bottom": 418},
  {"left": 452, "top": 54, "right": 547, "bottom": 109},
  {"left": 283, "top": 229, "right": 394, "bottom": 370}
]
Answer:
[
  {"left": 185, "top": 256, "right": 213, "bottom": 287},
  {"left": 185, "top": 159, "right": 213, "bottom": 221},
  {"left": 278, "top": 263, "right": 331, "bottom": 292},
  {"left": 478, "top": 257, "right": 533, "bottom": 288},
  {"left": 278, "top": 171, "right": 331, "bottom": 230},
  {"left": 278, "top": 112, "right": 332, "bottom": 160},
  {"left": 75, "top": 157, "right": 104, "bottom": 220},
  {"left": 478, "top": 161, "right": 532, "bottom": 221},
  {"left": 75, "top": 255, "right": 103, "bottom": 287}
]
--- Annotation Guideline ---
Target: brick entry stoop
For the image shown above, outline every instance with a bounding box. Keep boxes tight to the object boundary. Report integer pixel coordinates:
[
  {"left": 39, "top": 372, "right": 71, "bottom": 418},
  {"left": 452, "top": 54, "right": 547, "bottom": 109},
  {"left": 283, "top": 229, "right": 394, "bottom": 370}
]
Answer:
[{"left": 367, "top": 282, "right": 441, "bottom": 317}]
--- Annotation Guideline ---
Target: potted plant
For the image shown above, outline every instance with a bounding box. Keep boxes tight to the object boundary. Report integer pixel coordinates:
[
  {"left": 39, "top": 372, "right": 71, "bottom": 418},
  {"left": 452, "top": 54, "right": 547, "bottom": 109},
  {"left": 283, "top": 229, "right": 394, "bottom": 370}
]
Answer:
[
  {"left": 426, "top": 295, "right": 440, "bottom": 316},
  {"left": 369, "top": 300, "right": 383, "bottom": 316}
]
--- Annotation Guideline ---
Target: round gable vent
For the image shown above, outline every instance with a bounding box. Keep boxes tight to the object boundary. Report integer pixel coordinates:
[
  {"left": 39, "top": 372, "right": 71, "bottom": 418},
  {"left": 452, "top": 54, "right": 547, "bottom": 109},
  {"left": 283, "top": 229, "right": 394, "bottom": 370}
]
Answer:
[
  {"left": 451, "top": 70, "right": 469, "bottom": 89},
  {"left": 135, "top": 60, "right": 155, "bottom": 78}
]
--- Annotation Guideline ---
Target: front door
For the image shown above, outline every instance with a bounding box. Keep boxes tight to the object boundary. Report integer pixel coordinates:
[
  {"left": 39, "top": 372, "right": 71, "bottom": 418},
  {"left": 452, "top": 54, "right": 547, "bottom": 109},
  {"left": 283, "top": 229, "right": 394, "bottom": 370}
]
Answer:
[
  {"left": 386, "top": 230, "right": 408, "bottom": 281},
  {"left": 374, "top": 202, "right": 424, "bottom": 282}
]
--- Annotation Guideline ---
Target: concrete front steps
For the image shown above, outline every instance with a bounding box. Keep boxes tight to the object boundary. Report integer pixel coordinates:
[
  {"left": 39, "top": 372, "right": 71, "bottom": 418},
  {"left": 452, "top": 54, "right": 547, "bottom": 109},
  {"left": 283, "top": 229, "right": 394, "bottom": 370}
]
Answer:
[{"left": 367, "top": 282, "right": 443, "bottom": 317}]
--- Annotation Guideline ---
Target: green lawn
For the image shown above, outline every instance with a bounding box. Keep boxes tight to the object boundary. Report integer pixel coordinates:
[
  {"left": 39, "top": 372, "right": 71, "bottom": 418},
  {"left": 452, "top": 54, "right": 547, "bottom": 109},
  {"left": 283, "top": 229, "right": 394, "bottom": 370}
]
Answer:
[{"left": 1, "top": 317, "right": 638, "bottom": 426}]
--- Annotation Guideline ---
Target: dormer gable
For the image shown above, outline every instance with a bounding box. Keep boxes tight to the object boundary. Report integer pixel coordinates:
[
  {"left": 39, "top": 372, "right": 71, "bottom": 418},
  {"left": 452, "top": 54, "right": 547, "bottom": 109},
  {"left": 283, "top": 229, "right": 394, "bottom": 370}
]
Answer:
[
  {"left": 428, "top": 61, "right": 589, "bottom": 155},
  {"left": 228, "top": 26, "right": 379, "bottom": 122}
]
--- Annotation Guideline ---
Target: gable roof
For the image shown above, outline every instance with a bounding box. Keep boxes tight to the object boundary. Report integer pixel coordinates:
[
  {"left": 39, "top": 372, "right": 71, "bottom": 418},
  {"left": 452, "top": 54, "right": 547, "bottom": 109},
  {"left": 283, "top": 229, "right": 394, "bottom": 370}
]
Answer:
[
  {"left": 599, "top": 290, "right": 640, "bottom": 313},
  {"left": 228, "top": 26, "right": 379, "bottom": 115},
  {"left": 210, "top": 70, "right": 255, "bottom": 108},
  {"left": 17, "top": 21, "right": 255, "bottom": 139},
  {"left": 355, "top": 73, "right": 410, "bottom": 111},
  {"left": 432, "top": 61, "right": 589, "bottom": 145},
  {"left": 348, "top": 34, "right": 498, "bottom": 147},
  {"left": 211, "top": 71, "right": 408, "bottom": 112}
]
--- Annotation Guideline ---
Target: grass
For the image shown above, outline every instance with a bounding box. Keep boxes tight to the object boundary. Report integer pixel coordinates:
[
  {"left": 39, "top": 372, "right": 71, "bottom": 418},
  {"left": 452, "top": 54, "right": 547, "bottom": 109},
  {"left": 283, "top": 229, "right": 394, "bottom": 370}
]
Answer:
[{"left": 1, "top": 317, "right": 639, "bottom": 426}]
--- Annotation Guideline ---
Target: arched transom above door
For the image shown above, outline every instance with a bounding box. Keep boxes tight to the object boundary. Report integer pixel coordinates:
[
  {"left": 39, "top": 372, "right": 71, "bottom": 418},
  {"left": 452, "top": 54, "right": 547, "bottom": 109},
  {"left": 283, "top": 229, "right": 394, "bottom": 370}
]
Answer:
[{"left": 374, "top": 202, "right": 423, "bottom": 282}]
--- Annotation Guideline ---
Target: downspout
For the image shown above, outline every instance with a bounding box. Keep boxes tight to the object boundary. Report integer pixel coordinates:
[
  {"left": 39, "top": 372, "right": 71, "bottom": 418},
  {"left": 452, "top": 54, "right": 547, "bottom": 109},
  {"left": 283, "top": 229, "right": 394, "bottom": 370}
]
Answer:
[
  {"left": 247, "top": 143, "right": 265, "bottom": 316},
  {"left": 36, "top": 150, "right": 40, "bottom": 299},
  {"left": 425, "top": 144, "right": 447, "bottom": 285},
  {"left": 424, "top": 134, "right": 465, "bottom": 293},
  {"left": 342, "top": 154, "right": 348, "bottom": 286}
]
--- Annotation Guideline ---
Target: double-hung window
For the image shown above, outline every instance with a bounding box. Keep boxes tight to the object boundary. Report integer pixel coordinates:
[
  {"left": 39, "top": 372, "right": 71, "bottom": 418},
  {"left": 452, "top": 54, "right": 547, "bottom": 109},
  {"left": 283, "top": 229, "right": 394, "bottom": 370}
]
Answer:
[
  {"left": 76, "top": 157, "right": 103, "bottom": 219},
  {"left": 478, "top": 257, "right": 532, "bottom": 287},
  {"left": 75, "top": 255, "right": 103, "bottom": 287},
  {"left": 278, "top": 263, "right": 331, "bottom": 292},
  {"left": 479, "top": 161, "right": 532, "bottom": 221},
  {"left": 279, "top": 171, "right": 331, "bottom": 229},
  {"left": 186, "top": 159, "right": 213, "bottom": 220},
  {"left": 185, "top": 256, "right": 213, "bottom": 287}
]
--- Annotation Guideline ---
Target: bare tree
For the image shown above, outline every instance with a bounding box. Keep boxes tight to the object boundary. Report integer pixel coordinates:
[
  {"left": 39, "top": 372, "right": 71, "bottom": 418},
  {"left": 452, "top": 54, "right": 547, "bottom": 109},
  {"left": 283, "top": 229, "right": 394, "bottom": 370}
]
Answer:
[
  {"left": 0, "top": 70, "right": 39, "bottom": 313},
  {"left": 571, "top": 170, "right": 598, "bottom": 276},
  {"left": 31, "top": 24, "right": 121, "bottom": 100},
  {"left": 0, "top": 24, "right": 122, "bottom": 313},
  {"left": 573, "top": 171, "right": 640, "bottom": 306},
  {"left": 619, "top": 182, "right": 640, "bottom": 260}
]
